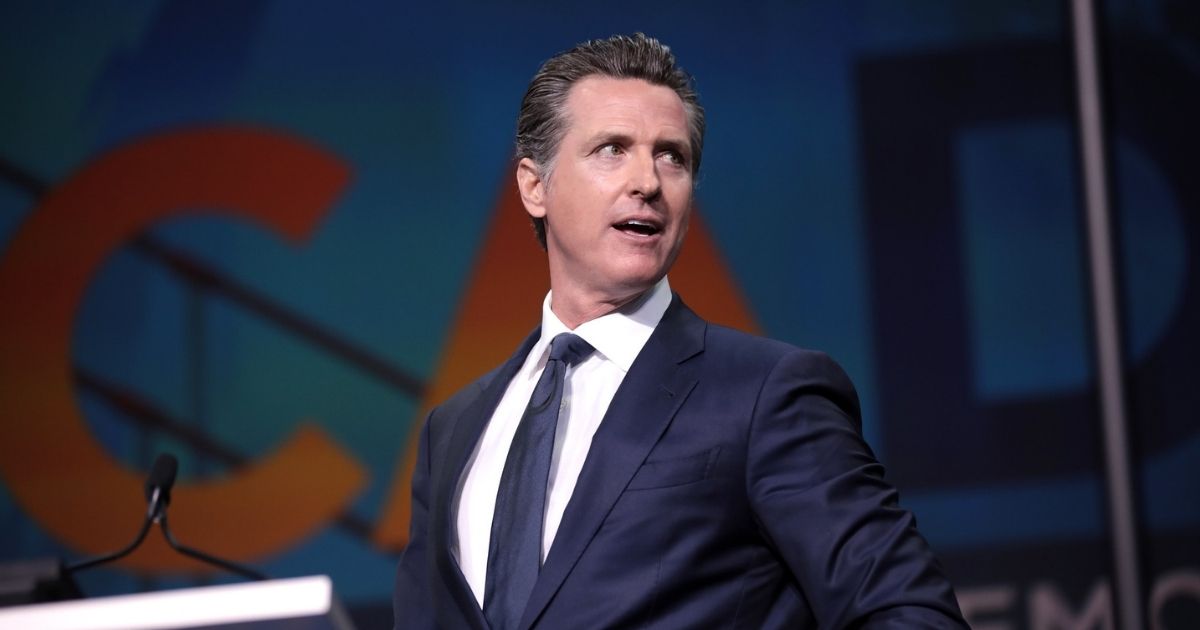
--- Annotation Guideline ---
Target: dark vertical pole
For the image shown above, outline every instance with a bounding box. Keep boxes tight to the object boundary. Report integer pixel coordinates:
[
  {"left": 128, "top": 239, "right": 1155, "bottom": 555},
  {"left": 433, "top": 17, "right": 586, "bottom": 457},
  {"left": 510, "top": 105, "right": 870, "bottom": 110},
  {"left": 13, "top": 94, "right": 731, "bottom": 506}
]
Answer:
[
  {"left": 1070, "top": 1, "right": 1144, "bottom": 628},
  {"left": 186, "top": 284, "right": 213, "bottom": 587},
  {"left": 186, "top": 285, "right": 208, "bottom": 477}
]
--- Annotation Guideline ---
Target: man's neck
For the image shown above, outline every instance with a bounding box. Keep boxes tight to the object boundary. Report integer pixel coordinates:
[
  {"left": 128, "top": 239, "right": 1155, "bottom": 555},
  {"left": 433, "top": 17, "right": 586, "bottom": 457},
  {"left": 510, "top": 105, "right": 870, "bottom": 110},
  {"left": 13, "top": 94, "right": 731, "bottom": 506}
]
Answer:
[{"left": 549, "top": 287, "right": 650, "bottom": 330}]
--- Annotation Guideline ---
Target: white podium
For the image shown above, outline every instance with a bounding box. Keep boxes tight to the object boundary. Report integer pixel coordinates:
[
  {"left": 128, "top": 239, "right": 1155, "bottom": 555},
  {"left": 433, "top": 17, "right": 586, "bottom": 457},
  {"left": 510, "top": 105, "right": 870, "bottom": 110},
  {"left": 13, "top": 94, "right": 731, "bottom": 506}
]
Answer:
[{"left": 0, "top": 575, "right": 356, "bottom": 630}]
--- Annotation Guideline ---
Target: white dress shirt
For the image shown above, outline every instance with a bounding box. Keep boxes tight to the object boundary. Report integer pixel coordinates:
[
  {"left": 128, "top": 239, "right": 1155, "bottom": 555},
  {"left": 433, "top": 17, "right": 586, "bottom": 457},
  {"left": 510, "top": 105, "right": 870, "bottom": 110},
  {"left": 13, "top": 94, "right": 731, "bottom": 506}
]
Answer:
[{"left": 452, "top": 277, "right": 673, "bottom": 606}]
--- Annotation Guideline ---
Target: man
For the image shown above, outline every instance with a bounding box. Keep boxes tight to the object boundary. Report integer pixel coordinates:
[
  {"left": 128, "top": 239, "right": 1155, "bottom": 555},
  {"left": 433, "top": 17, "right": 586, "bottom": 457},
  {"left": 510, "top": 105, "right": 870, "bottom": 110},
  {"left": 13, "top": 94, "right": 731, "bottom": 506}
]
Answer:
[{"left": 394, "top": 33, "right": 966, "bottom": 629}]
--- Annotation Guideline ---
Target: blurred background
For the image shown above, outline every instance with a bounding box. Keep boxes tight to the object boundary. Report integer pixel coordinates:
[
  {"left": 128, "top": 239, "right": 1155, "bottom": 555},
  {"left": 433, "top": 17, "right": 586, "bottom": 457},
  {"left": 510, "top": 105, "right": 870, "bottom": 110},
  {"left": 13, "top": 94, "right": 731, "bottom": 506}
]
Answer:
[{"left": 1, "top": 1, "right": 1196, "bottom": 628}]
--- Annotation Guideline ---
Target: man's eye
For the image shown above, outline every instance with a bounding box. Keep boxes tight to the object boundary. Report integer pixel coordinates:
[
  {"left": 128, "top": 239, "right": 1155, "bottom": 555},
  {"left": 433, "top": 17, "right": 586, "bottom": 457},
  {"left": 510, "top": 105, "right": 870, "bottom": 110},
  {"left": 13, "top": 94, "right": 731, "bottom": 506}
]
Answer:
[
  {"left": 598, "top": 143, "right": 624, "bottom": 157},
  {"left": 660, "top": 151, "right": 686, "bottom": 167}
]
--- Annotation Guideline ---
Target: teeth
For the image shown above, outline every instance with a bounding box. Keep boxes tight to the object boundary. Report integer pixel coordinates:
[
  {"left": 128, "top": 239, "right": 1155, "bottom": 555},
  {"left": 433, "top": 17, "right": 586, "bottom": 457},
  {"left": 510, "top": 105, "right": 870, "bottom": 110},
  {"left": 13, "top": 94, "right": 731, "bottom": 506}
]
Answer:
[{"left": 616, "top": 220, "right": 659, "bottom": 236}]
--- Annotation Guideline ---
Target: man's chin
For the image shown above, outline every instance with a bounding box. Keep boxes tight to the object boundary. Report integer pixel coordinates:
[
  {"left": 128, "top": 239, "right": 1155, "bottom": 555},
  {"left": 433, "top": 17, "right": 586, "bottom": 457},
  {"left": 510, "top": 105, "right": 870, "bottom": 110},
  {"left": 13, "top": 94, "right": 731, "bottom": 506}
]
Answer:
[{"left": 618, "top": 252, "right": 681, "bottom": 289}]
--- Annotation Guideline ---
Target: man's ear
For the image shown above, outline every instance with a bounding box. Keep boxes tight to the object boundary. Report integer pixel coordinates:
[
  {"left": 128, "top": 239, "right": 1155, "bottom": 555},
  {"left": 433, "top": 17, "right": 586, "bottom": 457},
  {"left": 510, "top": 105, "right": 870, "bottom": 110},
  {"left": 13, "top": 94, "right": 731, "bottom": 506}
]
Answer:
[{"left": 516, "top": 157, "right": 546, "bottom": 219}]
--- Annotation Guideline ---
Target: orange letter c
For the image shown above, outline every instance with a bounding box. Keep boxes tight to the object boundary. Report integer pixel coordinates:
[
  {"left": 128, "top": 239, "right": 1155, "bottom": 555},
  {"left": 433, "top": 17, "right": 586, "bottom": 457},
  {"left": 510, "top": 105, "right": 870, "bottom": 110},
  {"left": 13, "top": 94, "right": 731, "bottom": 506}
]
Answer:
[{"left": 0, "top": 127, "right": 365, "bottom": 571}]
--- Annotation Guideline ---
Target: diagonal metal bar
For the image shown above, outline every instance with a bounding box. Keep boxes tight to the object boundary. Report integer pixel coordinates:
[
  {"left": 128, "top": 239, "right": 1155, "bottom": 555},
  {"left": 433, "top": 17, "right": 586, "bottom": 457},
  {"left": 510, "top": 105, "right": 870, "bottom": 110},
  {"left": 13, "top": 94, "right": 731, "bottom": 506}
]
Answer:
[
  {"left": 129, "top": 236, "right": 425, "bottom": 398},
  {"left": 0, "top": 154, "right": 425, "bottom": 399},
  {"left": 0, "top": 156, "right": 47, "bottom": 196},
  {"left": 74, "top": 368, "right": 374, "bottom": 541}
]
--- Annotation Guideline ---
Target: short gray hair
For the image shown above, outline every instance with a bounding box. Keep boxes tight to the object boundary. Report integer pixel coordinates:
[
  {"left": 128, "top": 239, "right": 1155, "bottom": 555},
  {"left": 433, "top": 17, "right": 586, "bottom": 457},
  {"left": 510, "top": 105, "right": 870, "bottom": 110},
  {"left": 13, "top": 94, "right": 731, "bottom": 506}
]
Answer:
[{"left": 516, "top": 33, "right": 706, "bottom": 249}]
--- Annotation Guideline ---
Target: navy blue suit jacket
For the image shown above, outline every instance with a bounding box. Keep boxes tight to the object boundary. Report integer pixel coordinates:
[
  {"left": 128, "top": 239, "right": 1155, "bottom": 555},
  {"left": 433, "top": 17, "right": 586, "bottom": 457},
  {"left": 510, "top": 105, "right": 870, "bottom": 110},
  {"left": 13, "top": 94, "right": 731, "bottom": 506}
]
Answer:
[{"left": 394, "top": 296, "right": 966, "bottom": 629}]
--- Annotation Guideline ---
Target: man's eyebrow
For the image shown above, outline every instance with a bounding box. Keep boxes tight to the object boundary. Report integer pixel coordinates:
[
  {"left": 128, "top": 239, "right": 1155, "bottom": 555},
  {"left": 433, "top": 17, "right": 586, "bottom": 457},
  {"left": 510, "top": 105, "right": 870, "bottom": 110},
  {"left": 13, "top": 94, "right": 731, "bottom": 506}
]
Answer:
[{"left": 582, "top": 131, "right": 635, "bottom": 148}]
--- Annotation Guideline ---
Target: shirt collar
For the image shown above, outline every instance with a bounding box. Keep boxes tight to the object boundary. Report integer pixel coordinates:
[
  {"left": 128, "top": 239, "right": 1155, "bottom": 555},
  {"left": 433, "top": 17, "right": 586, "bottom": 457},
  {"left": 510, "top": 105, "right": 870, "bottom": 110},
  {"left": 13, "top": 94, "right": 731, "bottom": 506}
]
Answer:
[{"left": 539, "top": 277, "right": 672, "bottom": 373}]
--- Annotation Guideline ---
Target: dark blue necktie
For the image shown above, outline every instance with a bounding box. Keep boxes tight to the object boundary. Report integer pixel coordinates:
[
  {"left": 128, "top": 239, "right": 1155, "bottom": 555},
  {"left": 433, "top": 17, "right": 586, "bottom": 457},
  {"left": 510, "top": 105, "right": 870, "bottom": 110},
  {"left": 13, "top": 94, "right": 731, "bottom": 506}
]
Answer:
[{"left": 483, "top": 333, "right": 595, "bottom": 630}]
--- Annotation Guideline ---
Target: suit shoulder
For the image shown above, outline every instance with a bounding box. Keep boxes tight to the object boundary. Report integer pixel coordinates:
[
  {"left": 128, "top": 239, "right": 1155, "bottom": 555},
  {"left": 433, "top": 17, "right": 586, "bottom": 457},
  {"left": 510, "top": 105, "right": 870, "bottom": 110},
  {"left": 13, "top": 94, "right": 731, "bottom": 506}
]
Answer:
[
  {"left": 704, "top": 322, "right": 844, "bottom": 374},
  {"left": 701, "top": 322, "right": 862, "bottom": 428}
]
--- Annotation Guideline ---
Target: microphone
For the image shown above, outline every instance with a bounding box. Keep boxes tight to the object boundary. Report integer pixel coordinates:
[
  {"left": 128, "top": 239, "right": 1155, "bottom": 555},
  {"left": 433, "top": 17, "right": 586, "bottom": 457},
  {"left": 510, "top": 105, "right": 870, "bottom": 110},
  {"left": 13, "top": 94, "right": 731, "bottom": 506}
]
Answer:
[
  {"left": 144, "top": 453, "right": 177, "bottom": 521},
  {"left": 67, "top": 453, "right": 266, "bottom": 581}
]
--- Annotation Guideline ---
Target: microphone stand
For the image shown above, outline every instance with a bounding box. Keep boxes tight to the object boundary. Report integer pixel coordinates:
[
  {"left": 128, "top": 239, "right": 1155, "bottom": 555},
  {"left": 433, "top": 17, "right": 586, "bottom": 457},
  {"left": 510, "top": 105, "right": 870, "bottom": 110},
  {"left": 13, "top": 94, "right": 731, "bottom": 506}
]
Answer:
[
  {"left": 157, "top": 511, "right": 265, "bottom": 581},
  {"left": 66, "top": 472, "right": 266, "bottom": 581},
  {"left": 64, "top": 489, "right": 161, "bottom": 575}
]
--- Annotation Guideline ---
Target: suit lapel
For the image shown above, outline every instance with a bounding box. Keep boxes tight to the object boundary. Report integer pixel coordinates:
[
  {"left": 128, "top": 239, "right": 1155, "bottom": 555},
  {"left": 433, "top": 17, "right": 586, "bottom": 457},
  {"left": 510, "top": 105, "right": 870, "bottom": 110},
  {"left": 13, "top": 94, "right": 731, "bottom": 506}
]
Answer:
[
  {"left": 518, "top": 297, "right": 706, "bottom": 630},
  {"left": 431, "top": 327, "right": 540, "bottom": 630}
]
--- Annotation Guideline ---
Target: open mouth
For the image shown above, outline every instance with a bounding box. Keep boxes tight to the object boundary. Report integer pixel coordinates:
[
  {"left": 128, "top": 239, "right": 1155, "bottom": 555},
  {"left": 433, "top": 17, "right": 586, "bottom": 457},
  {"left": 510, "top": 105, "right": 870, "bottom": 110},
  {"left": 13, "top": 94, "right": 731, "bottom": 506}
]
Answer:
[{"left": 613, "top": 219, "right": 662, "bottom": 237}]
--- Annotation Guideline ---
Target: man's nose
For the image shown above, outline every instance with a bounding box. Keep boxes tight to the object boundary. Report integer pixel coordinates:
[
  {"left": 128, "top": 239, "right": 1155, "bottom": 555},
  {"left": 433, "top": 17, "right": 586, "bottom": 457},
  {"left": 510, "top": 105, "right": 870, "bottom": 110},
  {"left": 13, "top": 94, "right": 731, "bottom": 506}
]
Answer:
[{"left": 627, "top": 151, "right": 662, "bottom": 201}]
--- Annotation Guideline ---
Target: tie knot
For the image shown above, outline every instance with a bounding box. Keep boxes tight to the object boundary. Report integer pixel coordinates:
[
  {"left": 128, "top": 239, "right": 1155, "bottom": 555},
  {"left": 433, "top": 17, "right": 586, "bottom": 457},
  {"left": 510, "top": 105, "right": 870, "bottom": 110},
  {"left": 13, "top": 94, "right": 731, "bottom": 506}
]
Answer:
[{"left": 548, "top": 333, "right": 594, "bottom": 366}]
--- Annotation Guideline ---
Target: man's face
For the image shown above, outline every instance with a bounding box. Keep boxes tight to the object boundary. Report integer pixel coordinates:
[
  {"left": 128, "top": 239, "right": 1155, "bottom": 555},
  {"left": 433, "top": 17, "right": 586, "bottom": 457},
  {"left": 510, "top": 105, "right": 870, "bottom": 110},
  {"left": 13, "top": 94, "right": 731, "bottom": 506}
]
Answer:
[{"left": 521, "top": 76, "right": 694, "bottom": 311}]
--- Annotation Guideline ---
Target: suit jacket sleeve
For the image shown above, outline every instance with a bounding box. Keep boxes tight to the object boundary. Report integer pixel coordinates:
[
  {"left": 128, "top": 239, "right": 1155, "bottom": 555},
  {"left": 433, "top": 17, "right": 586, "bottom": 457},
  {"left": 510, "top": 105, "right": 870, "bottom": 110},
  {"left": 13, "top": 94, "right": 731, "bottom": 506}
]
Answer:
[
  {"left": 393, "top": 412, "right": 436, "bottom": 630},
  {"left": 746, "top": 350, "right": 967, "bottom": 628}
]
